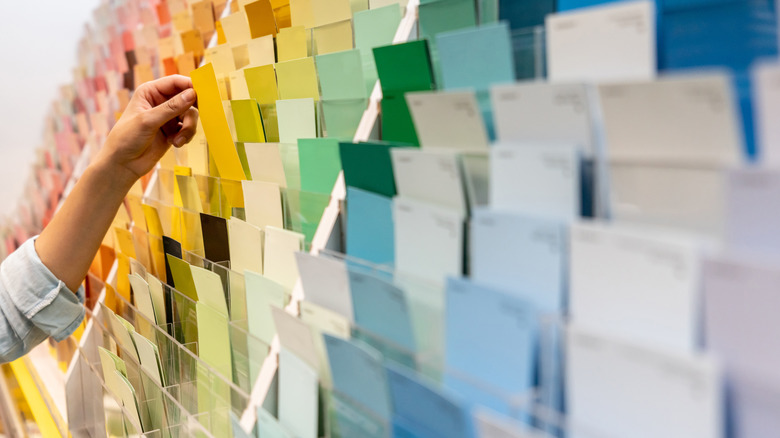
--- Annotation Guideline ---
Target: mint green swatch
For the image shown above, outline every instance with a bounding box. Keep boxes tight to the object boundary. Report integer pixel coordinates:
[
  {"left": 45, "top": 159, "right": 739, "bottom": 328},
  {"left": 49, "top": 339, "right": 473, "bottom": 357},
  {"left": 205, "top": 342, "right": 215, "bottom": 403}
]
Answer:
[
  {"left": 315, "top": 49, "right": 368, "bottom": 100},
  {"left": 354, "top": 5, "right": 403, "bottom": 93},
  {"left": 322, "top": 98, "right": 368, "bottom": 140},
  {"left": 299, "top": 138, "right": 343, "bottom": 195}
]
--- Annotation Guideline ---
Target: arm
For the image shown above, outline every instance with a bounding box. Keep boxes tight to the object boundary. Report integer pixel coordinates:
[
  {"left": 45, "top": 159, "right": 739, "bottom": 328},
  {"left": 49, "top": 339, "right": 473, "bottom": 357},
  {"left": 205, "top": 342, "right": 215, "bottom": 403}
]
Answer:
[{"left": 36, "top": 75, "right": 199, "bottom": 292}]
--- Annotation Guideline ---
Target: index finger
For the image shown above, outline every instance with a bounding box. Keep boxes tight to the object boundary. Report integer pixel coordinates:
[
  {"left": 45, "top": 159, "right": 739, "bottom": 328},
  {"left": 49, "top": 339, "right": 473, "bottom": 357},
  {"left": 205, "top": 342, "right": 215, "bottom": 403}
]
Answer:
[
  {"left": 139, "top": 75, "right": 194, "bottom": 106},
  {"left": 149, "top": 74, "right": 193, "bottom": 96}
]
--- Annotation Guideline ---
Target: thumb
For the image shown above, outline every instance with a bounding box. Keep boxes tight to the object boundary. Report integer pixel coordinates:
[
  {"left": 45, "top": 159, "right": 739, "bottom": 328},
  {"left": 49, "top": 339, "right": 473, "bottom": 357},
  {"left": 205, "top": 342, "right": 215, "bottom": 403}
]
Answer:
[{"left": 144, "top": 88, "right": 197, "bottom": 129}]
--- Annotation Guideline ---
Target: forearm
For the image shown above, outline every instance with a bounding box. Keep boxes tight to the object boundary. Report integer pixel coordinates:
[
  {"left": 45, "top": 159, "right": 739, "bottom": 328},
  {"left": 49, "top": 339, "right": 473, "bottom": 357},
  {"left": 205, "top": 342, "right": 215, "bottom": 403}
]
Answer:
[
  {"left": 35, "top": 158, "right": 136, "bottom": 292},
  {"left": 33, "top": 75, "right": 196, "bottom": 294}
]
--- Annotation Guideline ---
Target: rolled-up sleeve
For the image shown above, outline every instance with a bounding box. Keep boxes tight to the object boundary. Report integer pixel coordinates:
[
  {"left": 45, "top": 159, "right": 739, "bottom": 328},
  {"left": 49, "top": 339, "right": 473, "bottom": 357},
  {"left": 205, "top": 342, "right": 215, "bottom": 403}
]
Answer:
[{"left": 0, "top": 237, "right": 85, "bottom": 362}]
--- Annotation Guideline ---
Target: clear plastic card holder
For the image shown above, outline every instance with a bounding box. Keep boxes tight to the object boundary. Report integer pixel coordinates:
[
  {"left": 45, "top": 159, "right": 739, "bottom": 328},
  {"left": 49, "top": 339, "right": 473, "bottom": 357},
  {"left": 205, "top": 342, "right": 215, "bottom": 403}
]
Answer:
[
  {"left": 279, "top": 143, "right": 301, "bottom": 191},
  {"left": 225, "top": 265, "right": 248, "bottom": 326},
  {"left": 142, "top": 198, "right": 177, "bottom": 239},
  {"left": 181, "top": 250, "right": 237, "bottom": 321},
  {"left": 474, "top": 408, "right": 557, "bottom": 438},
  {"left": 139, "top": 197, "right": 204, "bottom": 257},
  {"left": 166, "top": 282, "right": 200, "bottom": 349},
  {"left": 281, "top": 187, "right": 331, "bottom": 245},
  {"left": 258, "top": 104, "right": 279, "bottom": 143},
  {"left": 228, "top": 321, "right": 272, "bottom": 394},
  {"left": 180, "top": 208, "right": 206, "bottom": 258},
  {"left": 476, "top": 0, "right": 499, "bottom": 24},
  {"left": 537, "top": 314, "right": 566, "bottom": 434},
  {"left": 217, "top": 177, "right": 245, "bottom": 219},
  {"left": 511, "top": 25, "right": 547, "bottom": 80},
  {"left": 418, "top": 354, "right": 540, "bottom": 424},
  {"left": 89, "top": 308, "right": 159, "bottom": 433},
  {"left": 320, "top": 97, "right": 370, "bottom": 139},
  {"left": 81, "top": 306, "right": 216, "bottom": 438},
  {"left": 107, "top": 279, "right": 254, "bottom": 436},
  {"left": 154, "top": 168, "right": 176, "bottom": 205},
  {"left": 145, "top": 232, "right": 168, "bottom": 284},
  {"left": 193, "top": 173, "right": 224, "bottom": 217},
  {"left": 393, "top": 359, "right": 563, "bottom": 438},
  {"left": 181, "top": 248, "right": 275, "bottom": 393},
  {"left": 325, "top": 387, "right": 392, "bottom": 438},
  {"left": 318, "top": 249, "right": 446, "bottom": 379},
  {"left": 460, "top": 151, "right": 490, "bottom": 210},
  {"left": 86, "top": 271, "right": 107, "bottom": 312}
]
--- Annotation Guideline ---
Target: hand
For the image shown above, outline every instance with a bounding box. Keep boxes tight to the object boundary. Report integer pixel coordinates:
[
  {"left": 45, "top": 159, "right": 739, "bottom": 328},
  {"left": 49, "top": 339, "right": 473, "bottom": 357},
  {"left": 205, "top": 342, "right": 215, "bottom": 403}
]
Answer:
[{"left": 96, "top": 75, "right": 199, "bottom": 186}]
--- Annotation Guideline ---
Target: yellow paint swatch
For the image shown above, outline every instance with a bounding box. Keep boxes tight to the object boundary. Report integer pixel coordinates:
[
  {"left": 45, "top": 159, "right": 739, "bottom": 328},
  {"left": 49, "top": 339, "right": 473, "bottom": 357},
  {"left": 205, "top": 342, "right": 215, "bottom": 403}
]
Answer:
[
  {"left": 277, "top": 25, "right": 308, "bottom": 62},
  {"left": 125, "top": 195, "right": 146, "bottom": 231},
  {"left": 180, "top": 29, "right": 205, "bottom": 58},
  {"left": 312, "top": 0, "right": 351, "bottom": 27},
  {"left": 9, "top": 359, "right": 64, "bottom": 438},
  {"left": 246, "top": 0, "right": 278, "bottom": 38},
  {"left": 229, "top": 70, "right": 251, "bottom": 99},
  {"left": 221, "top": 11, "right": 253, "bottom": 46},
  {"left": 220, "top": 178, "right": 245, "bottom": 218},
  {"left": 232, "top": 99, "right": 267, "bottom": 143},
  {"left": 216, "top": 19, "right": 227, "bottom": 44},
  {"left": 275, "top": 57, "right": 320, "bottom": 100},
  {"left": 131, "top": 227, "right": 152, "bottom": 274},
  {"left": 114, "top": 227, "right": 136, "bottom": 258},
  {"left": 176, "top": 174, "right": 204, "bottom": 213},
  {"left": 204, "top": 44, "right": 236, "bottom": 76},
  {"left": 191, "top": 63, "right": 247, "bottom": 180},
  {"left": 233, "top": 44, "right": 251, "bottom": 69},
  {"left": 181, "top": 209, "right": 205, "bottom": 255},
  {"left": 148, "top": 234, "right": 166, "bottom": 281},
  {"left": 143, "top": 205, "right": 164, "bottom": 237},
  {"left": 116, "top": 252, "right": 131, "bottom": 302},
  {"left": 247, "top": 35, "right": 276, "bottom": 66},
  {"left": 275, "top": 4, "right": 293, "bottom": 28},
  {"left": 312, "top": 20, "right": 353, "bottom": 55},
  {"left": 290, "top": 0, "right": 314, "bottom": 28},
  {"left": 244, "top": 64, "right": 279, "bottom": 104}
]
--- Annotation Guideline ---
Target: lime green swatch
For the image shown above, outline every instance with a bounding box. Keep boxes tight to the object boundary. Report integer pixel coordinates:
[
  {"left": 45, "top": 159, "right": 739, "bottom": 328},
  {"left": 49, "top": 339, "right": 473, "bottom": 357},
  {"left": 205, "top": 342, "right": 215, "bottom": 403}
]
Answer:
[{"left": 231, "top": 99, "right": 266, "bottom": 143}]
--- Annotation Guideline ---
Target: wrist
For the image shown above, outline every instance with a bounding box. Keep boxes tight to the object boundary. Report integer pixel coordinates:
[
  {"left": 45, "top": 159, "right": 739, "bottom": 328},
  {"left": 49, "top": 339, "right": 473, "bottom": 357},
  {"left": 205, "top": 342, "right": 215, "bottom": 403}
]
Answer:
[{"left": 89, "top": 156, "right": 138, "bottom": 195}]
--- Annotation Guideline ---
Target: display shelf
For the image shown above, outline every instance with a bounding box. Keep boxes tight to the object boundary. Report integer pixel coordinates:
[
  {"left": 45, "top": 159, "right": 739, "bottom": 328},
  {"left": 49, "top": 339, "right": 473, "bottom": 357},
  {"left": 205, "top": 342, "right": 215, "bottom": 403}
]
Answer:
[
  {"left": 237, "top": 0, "right": 422, "bottom": 433},
  {"left": 0, "top": 364, "right": 25, "bottom": 437},
  {"left": 60, "top": 0, "right": 237, "bottom": 432},
  {"left": 11, "top": 138, "right": 97, "bottom": 437},
  {"left": 25, "top": 0, "right": 421, "bottom": 434},
  {"left": 9, "top": 356, "right": 66, "bottom": 437}
]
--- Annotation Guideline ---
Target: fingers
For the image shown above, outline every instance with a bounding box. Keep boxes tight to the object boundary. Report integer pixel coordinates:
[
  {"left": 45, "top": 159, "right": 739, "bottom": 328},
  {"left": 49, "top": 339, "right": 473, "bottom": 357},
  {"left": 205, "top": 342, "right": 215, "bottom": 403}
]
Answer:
[
  {"left": 142, "top": 88, "right": 197, "bottom": 131},
  {"left": 168, "top": 107, "right": 199, "bottom": 147},
  {"left": 144, "top": 75, "right": 193, "bottom": 98}
]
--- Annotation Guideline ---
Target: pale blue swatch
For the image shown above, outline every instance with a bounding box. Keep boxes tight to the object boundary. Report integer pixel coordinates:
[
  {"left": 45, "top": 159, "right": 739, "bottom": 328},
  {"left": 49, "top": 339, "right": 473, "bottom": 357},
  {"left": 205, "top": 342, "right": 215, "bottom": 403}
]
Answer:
[
  {"left": 444, "top": 277, "right": 537, "bottom": 420},
  {"left": 324, "top": 335, "right": 392, "bottom": 420},
  {"left": 469, "top": 208, "right": 567, "bottom": 313},
  {"left": 348, "top": 269, "right": 416, "bottom": 355},
  {"left": 436, "top": 22, "right": 515, "bottom": 92},
  {"left": 385, "top": 364, "right": 474, "bottom": 438},
  {"left": 345, "top": 187, "right": 395, "bottom": 266}
]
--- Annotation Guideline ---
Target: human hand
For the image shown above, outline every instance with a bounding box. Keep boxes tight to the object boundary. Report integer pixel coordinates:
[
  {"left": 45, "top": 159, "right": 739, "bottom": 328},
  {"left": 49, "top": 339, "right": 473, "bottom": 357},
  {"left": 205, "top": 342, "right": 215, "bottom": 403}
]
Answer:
[{"left": 96, "top": 75, "right": 199, "bottom": 186}]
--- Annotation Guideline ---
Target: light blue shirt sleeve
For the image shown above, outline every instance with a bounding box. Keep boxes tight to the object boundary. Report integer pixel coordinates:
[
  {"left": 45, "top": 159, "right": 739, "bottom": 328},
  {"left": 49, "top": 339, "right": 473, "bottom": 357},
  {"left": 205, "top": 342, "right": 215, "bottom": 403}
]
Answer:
[{"left": 0, "top": 237, "right": 85, "bottom": 363}]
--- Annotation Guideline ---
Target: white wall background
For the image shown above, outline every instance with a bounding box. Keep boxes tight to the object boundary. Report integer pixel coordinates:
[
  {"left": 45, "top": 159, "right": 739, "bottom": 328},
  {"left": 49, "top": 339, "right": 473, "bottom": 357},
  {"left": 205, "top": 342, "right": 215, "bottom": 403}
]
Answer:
[{"left": 0, "top": 1, "right": 98, "bottom": 218}]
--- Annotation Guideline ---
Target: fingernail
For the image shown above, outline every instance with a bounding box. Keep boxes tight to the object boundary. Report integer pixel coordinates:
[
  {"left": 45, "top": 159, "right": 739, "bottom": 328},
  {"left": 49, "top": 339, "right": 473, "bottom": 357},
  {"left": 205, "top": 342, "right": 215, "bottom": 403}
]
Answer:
[
  {"left": 182, "top": 88, "right": 196, "bottom": 103},
  {"left": 174, "top": 135, "right": 186, "bottom": 147}
]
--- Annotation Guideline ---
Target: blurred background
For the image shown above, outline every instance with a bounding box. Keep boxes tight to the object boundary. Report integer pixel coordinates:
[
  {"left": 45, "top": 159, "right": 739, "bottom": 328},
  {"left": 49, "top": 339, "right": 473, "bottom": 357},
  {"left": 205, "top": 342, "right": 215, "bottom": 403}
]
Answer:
[{"left": 0, "top": 2, "right": 95, "bottom": 218}]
